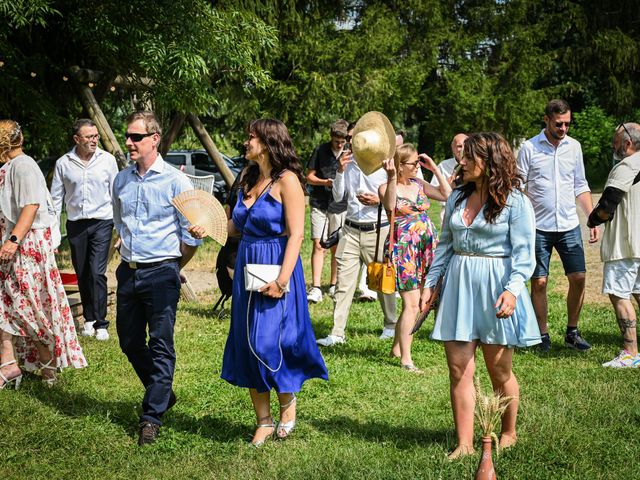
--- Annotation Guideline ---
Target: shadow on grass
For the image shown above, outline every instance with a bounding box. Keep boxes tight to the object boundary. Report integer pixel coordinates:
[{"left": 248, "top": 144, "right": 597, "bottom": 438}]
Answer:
[
  {"left": 25, "top": 380, "right": 248, "bottom": 443},
  {"left": 309, "top": 415, "right": 450, "bottom": 449},
  {"left": 179, "top": 302, "right": 232, "bottom": 322}
]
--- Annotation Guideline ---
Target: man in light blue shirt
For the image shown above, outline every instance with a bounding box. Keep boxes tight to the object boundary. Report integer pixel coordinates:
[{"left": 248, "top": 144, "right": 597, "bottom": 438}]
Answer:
[
  {"left": 51, "top": 119, "right": 119, "bottom": 341},
  {"left": 112, "top": 111, "right": 201, "bottom": 446}
]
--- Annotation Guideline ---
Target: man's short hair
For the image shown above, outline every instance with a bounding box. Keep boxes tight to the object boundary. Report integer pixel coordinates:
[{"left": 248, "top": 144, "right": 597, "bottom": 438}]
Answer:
[
  {"left": 545, "top": 99, "right": 571, "bottom": 117},
  {"left": 126, "top": 111, "right": 162, "bottom": 135},
  {"left": 330, "top": 119, "right": 349, "bottom": 138},
  {"left": 72, "top": 118, "right": 96, "bottom": 136}
]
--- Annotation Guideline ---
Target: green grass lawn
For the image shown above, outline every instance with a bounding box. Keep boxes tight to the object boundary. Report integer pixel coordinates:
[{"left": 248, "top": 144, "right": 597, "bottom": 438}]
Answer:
[{"left": 1, "top": 204, "right": 639, "bottom": 480}]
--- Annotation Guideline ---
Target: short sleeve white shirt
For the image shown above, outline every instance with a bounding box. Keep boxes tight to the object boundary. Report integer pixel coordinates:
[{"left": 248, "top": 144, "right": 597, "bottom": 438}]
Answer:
[{"left": 601, "top": 151, "right": 640, "bottom": 262}]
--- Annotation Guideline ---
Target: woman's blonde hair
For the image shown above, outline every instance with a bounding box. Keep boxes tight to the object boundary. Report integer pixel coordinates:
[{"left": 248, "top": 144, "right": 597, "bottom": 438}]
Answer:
[
  {"left": 0, "top": 120, "right": 23, "bottom": 160},
  {"left": 394, "top": 143, "right": 417, "bottom": 173}
]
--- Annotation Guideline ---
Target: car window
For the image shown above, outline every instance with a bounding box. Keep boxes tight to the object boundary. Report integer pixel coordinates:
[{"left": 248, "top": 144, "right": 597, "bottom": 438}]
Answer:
[
  {"left": 166, "top": 154, "right": 186, "bottom": 166},
  {"left": 192, "top": 153, "right": 211, "bottom": 168}
]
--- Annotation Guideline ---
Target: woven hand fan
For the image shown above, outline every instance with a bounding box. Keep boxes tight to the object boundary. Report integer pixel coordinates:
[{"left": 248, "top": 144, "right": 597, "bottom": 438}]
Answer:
[{"left": 172, "top": 189, "right": 228, "bottom": 246}]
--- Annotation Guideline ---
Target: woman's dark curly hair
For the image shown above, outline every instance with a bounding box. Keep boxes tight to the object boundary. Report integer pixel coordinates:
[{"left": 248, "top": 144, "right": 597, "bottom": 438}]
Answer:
[
  {"left": 455, "top": 132, "right": 523, "bottom": 223},
  {"left": 240, "top": 118, "right": 305, "bottom": 197}
]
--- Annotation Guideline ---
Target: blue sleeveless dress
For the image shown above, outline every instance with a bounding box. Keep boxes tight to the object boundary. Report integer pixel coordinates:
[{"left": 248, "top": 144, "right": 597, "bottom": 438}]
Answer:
[{"left": 221, "top": 187, "right": 328, "bottom": 393}]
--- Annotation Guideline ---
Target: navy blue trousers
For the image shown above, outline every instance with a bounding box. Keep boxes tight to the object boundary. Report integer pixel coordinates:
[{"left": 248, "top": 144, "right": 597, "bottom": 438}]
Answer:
[
  {"left": 116, "top": 261, "right": 181, "bottom": 425},
  {"left": 67, "top": 219, "right": 113, "bottom": 330}
]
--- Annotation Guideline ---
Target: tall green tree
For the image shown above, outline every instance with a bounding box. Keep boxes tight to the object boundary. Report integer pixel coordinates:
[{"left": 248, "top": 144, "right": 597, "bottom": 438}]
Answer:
[{"left": 0, "top": 0, "right": 276, "bottom": 158}]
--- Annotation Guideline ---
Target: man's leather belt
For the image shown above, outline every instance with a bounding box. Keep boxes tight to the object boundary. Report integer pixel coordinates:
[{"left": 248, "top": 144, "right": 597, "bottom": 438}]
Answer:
[
  {"left": 125, "top": 258, "right": 179, "bottom": 270},
  {"left": 345, "top": 219, "right": 389, "bottom": 232}
]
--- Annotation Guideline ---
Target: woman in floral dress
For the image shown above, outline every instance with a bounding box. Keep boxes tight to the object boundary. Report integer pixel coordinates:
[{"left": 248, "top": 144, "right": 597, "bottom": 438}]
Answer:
[
  {"left": 379, "top": 143, "right": 451, "bottom": 371},
  {"left": 0, "top": 120, "right": 86, "bottom": 389}
]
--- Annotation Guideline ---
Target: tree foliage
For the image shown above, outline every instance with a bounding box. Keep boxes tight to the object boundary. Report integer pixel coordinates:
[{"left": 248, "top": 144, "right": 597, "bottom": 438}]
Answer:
[
  {"left": 0, "top": 0, "right": 276, "bottom": 158},
  {"left": 1, "top": 0, "right": 639, "bottom": 181}
]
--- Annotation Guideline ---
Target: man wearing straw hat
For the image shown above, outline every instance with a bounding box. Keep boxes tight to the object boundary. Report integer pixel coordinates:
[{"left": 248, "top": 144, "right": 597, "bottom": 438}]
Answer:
[
  {"left": 112, "top": 111, "right": 202, "bottom": 446},
  {"left": 50, "top": 119, "right": 119, "bottom": 341},
  {"left": 317, "top": 112, "right": 398, "bottom": 346}
]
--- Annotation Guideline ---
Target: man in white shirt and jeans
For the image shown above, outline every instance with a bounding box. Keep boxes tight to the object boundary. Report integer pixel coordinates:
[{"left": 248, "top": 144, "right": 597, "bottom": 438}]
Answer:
[
  {"left": 316, "top": 150, "right": 397, "bottom": 346},
  {"left": 51, "top": 119, "right": 119, "bottom": 341},
  {"left": 517, "top": 99, "right": 599, "bottom": 352}
]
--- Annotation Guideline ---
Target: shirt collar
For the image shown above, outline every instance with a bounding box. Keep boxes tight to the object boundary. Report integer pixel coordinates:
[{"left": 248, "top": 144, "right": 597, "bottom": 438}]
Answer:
[
  {"left": 132, "top": 153, "right": 165, "bottom": 176},
  {"left": 536, "top": 129, "right": 570, "bottom": 148},
  {"left": 69, "top": 145, "right": 103, "bottom": 163}
]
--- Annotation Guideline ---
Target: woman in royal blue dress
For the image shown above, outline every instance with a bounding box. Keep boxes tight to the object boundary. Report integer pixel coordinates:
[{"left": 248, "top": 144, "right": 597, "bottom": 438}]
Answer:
[
  {"left": 220, "top": 119, "right": 327, "bottom": 446},
  {"left": 422, "top": 132, "right": 540, "bottom": 459}
]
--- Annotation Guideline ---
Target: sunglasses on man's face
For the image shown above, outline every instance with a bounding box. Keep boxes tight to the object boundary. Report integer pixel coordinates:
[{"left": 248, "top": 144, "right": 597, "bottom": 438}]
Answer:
[
  {"left": 554, "top": 121, "right": 571, "bottom": 128},
  {"left": 125, "top": 132, "right": 155, "bottom": 142}
]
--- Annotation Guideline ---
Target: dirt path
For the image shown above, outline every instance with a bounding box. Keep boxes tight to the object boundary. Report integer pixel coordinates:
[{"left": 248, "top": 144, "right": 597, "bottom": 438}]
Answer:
[
  {"left": 106, "top": 268, "right": 217, "bottom": 293},
  {"left": 104, "top": 194, "right": 606, "bottom": 303},
  {"left": 553, "top": 193, "right": 608, "bottom": 305}
]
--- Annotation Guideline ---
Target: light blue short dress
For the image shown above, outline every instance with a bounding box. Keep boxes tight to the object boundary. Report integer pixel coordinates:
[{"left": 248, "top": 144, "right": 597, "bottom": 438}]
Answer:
[{"left": 425, "top": 189, "right": 541, "bottom": 348}]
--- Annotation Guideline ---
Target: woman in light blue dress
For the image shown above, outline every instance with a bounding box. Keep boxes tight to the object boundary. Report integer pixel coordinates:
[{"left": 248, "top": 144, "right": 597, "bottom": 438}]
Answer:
[{"left": 422, "top": 132, "right": 540, "bottom": 459}]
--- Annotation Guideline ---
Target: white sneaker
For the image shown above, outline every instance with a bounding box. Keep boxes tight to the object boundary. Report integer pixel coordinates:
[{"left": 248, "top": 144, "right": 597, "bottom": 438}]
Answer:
[
  {"left": 316, "top": 335, "right": 345, "bottom": 347},
  {"left": 602, "top": 350, "right": 640, "bottom": 368},
  {"left": 358, "top": 287, "right": 377, "bottom": 302},
  {"left": 307, "top": 287, "right": 323, "bottom": 303},
  {"left": 328, "top": 285, "right": 336, "bottom": 299},
  {"left": 95, "top": 329, "right": 110, "bottom": 341},
  {"left": 379, "top": 327, "right": 395, "bottom": 340},
  {"left": 82, "top": 321, "right": 95, "bottom": 337}
]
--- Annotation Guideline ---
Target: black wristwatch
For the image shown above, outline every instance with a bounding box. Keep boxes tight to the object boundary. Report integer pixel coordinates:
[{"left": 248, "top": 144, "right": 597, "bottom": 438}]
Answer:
[{"left": 8, "top": 234, "right": 19, "bottom": 245}]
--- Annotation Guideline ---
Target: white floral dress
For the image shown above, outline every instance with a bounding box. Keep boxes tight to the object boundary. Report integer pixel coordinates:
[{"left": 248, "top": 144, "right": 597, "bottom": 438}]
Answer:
[{"left": 0, "top": 166, "right": 87, "bottom": 372}]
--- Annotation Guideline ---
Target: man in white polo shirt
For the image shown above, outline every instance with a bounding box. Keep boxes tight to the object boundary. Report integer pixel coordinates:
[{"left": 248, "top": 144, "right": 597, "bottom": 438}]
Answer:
[
  {"left": 587, "top": 122, "right": 640, "bottom": 367},
  {"left": 517, "top": 99, "right": 599, "bottom": 352},
  {"left": 51, "top": 119, "right": 119, "bottom": 341}
]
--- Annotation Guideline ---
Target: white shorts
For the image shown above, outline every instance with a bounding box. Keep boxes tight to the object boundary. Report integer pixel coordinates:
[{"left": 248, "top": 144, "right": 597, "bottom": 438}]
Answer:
[
  {"left": 602, "top": 258, "right": 640, "bottom": 299},
  {"left": 310, "top": 207, "right": 345, "bottom": 241}
]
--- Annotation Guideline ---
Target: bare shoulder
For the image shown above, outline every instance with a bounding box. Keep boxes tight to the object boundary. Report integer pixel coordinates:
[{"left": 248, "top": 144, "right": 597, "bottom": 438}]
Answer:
[{"left": 278, "top": 170, "right": 303, "bottom": 190}]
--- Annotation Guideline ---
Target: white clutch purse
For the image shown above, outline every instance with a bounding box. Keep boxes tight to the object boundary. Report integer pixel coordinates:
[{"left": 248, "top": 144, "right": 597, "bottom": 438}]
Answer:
[{"left": 244, "top": 264, "right": 290, "bottom": 292}]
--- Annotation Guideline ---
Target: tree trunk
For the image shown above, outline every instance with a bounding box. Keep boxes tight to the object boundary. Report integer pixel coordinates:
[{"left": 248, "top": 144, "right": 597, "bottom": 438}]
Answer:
[
  {"left": 76, "top": 84, "right": 127, "bottom": 170},
  {"left": 160, "top": 113, "right": 186, "bottom": 157},
  {"left": 187, "top": 114, "right": 235, "bottom": 187}
]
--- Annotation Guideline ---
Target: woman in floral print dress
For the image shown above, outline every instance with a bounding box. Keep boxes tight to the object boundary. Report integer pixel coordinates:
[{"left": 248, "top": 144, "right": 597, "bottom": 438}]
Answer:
[
  {"left": 379, "top": 143, "right": 451, "bottom": 371},
  {"left": 0, "top": 120, "right": 86, "bottom": 390}
]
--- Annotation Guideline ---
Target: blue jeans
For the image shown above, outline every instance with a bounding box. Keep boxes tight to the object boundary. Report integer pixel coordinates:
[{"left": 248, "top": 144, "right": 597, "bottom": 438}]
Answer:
[
  {"left": 533, "top": 226, "right": 586, "bottom": 278},
  {"left": 116, "top": 261, "right": 181, "bottom": 425}
]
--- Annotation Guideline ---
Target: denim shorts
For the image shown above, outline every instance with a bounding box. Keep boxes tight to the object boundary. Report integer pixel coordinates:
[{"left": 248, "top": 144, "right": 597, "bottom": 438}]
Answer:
[{"left": 533, "top": 225, "right": 586, "bottom": 278}]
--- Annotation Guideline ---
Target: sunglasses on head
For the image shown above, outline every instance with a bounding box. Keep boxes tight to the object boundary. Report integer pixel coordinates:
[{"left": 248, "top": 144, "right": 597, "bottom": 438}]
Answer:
[
  {"left": 125, "top": 132, "right": 155, "bottom": 142},
  {"left": 554, "top": 121, "right": 571, "bottom": 128},
  {"left": 618, "top": 122, "right": 631, "bottom": 139}
]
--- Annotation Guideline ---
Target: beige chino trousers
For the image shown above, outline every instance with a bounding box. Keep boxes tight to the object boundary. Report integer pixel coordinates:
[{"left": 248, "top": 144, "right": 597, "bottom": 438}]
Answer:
[{"left": 330, "top": 224, "right": 397, "bottom": 338}]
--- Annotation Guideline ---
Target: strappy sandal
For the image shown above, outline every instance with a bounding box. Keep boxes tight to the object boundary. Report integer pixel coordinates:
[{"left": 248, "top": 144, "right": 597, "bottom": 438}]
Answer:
[
  {"left": 40, "top": 358, "right": 57, "bottom": 387},
  {"left": 401, "top": 363, "right": 423, "bottom": 374},
  {"left": 0, "top": 360, "right": 23, "bottom": 390},
  {"left": 251, "top": 416, "right": 275, "bottom": 447},
  {"left": 276, "top": 394, "right": 296, "bottom": 439}
]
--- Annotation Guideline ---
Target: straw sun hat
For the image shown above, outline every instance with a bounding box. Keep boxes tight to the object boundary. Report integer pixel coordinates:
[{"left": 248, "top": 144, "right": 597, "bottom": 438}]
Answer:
[{"left": 351, "top": 111, "right": 396, "bottom": 175}]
